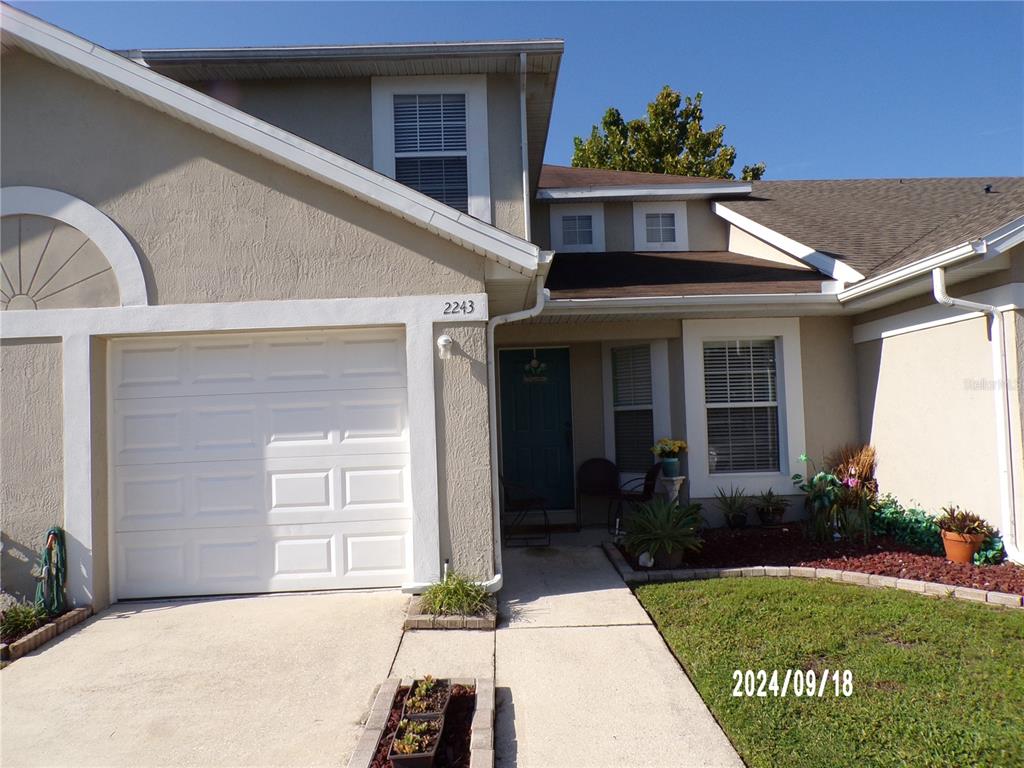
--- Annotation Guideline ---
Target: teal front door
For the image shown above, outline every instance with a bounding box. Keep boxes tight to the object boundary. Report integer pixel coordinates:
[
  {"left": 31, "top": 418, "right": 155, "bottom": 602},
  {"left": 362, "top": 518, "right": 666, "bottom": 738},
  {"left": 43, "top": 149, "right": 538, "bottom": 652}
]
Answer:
[{"left": 499, "top": 348, "right": 574, "bottom": 509}]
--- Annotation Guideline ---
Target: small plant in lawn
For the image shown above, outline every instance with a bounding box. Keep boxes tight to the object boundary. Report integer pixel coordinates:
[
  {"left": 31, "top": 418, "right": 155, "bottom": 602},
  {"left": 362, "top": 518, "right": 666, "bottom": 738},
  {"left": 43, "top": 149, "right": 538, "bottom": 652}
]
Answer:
[
  {"left": 0, "top": 599, "right": 46, "bottom": 643},
  {"left": 754, "top": 489, "right": 789, "bottom": 526},
  {"left": 420, "top": 571, "right": 489, "bottom": 617},
  {"left": 624, "top": 497, "right": 703, "bottom": 570},
  {"left": 715, "top": 486, "right": 750, "bottom": 529}
]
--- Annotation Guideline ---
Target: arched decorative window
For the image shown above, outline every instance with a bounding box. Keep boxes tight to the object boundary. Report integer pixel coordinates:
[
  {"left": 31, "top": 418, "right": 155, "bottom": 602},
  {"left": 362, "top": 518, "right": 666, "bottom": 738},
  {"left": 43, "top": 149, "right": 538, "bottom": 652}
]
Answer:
[{"left": 1, "top": 186, "right": 147, "bottom": 310}]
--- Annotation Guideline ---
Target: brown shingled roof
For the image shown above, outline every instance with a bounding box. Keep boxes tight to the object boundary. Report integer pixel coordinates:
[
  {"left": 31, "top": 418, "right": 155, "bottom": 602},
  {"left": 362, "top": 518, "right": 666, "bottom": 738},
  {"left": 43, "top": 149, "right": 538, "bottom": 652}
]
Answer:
[
  {"left": 721, "top": 178, "right": 1024, "bottom": 279},
  {"left": 545, "top": 251, "right": 824, "bottom": 299},
  {"left": 539, "top": 164, "right": 745, "bottom": 189}
]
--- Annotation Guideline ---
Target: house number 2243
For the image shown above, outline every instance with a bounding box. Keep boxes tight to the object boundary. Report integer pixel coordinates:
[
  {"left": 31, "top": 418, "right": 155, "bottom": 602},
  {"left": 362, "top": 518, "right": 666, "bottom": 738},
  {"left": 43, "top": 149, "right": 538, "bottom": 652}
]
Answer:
[{"left": 443, "top": 299, "right": 475, "bottom": 315}]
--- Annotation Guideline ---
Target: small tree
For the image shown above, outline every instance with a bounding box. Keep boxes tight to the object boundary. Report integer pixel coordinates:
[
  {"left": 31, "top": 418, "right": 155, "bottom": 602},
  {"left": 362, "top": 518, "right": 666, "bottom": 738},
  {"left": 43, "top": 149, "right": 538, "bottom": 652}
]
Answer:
[{"left": 572, "top": 86, "right": 765, "bottom": 181}]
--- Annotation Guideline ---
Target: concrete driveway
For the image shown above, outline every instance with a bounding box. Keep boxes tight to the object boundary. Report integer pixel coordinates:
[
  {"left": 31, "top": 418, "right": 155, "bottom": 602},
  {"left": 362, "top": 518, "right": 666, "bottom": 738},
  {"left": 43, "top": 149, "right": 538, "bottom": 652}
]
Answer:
[{"left": 1, "top": 590, "right": 407, "bottom": 768}]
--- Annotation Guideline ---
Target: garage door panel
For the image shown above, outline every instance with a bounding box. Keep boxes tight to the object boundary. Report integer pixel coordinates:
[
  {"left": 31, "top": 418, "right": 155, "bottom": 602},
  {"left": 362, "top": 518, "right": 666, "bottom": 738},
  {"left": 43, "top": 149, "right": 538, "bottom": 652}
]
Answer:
[
  {"left": 112, "top": 329, "right": 413, "bottom": 598},
  {"left": 113, "top": 389, "right": 408, "bottom": 466},
  {"left": 115, "top": 520, "right": 411, "bottom": 598},
  {"left": 111, "top": 329, "right": 406, "bottom": 400},
  {"left": 114, "top": 455, "right": 411, "bottom": 532}
]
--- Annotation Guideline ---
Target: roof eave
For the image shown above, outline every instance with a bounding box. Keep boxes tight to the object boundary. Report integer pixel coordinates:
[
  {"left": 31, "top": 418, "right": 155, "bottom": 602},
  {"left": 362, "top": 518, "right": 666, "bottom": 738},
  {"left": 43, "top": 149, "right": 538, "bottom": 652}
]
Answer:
[{"left": 538, "top": 183, "right": 751, "bottom": 202}]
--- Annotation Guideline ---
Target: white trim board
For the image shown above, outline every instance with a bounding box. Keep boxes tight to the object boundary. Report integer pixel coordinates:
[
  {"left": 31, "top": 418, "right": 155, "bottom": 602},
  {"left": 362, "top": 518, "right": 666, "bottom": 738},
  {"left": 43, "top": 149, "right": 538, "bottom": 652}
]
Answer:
[
  {"left": 681, "top": 317, "right": 806, "bottom": 499},
  {"left": 852, "top": 283, "right": 1024, "bottom": 343},
  {"left": 1, "top": 186, "right": 149, "bottom": 306},
  {"left": 538, "top": 182, "right": 751, "bottom": 201},
  {"left": 549, "top": 203, "right": 605, "bottom": 253},
  {"left": 371, "top": 75, "right": 491, "bottom": 224},
  {"left": 714, "top": 203, "right": 865, "bottom": 285},
  {"left": 632, "top": 201, "right": 689, "bottom": 252},
  {"left": 0, "top": 5, "right": 539, "bottom": 275}
]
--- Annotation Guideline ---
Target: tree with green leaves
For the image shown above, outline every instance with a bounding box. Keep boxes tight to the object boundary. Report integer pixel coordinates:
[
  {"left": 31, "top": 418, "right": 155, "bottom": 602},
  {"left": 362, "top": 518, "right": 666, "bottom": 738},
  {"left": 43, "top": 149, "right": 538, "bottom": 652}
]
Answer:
[{"left": 572, "top": 86, "right": 766, "bottom": 181}]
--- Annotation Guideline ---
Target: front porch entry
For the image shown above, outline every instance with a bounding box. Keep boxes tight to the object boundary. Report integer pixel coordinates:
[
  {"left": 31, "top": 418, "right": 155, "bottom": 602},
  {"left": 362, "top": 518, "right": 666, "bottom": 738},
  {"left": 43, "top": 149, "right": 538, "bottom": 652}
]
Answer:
[{"left": 498, "top": 347, "right": 575, "bottom": 511}]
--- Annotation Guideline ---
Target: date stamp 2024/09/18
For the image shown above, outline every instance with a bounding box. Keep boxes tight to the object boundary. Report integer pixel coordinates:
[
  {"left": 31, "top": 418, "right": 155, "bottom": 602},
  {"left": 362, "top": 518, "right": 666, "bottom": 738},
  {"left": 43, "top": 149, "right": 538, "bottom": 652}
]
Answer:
[{"left": 732, "top": 669, "right": 854, "bottom": 698}]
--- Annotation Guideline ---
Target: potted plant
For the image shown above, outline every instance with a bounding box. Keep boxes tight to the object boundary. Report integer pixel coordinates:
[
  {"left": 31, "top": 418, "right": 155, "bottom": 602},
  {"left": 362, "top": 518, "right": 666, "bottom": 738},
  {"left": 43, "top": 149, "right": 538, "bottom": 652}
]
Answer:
[
  {"left": 651, "top": 438, "right": 687, "bottom": 479},
  {"left": 389, "top": 717, "right": 444, "bottom": 767},
  {"left": 402, "top": 676, "right": 451, "bottom": 720},
  {"left": 935, "top": 505, "right": 992, "bottom": 564},
  {"left": 755, "top": 489, "right": 789, "bottom": 526},
  {"left": 716, "top": 486, "right": 749, "bottom": 529},
  {"left": 623, "top": 497, "right": 703, "bottom": 569}
]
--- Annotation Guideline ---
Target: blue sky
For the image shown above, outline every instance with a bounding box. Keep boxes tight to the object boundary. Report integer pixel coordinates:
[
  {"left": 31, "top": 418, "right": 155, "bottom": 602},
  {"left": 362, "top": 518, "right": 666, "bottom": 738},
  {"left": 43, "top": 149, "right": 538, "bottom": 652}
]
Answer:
[{"left": 12, "top": 1, "right": 1023, "bottom": 180}]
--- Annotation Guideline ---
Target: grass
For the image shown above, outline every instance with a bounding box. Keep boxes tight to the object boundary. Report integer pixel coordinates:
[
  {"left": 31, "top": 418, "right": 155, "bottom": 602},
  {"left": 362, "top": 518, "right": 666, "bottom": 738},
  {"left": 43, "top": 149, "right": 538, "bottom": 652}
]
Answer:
[
  {"left": 636, "top": 578, "right": 1024, "bottom": 768},
  {"left": 419, "top": 571, "right": 490, "bottom": 616}
]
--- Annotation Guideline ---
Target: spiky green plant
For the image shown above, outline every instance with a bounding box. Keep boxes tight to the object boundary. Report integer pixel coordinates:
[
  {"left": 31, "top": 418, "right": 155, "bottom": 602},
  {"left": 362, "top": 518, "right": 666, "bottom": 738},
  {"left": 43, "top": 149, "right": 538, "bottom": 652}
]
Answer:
[
  {"left": 623, "top": 497, "right": 704, "bottom": 560},
  {"left": 0, "top": 600, "right": 46, "bottom": 642},
  {"left": 420, "top": 571, "right": 489, "bottom": 617},
  {"left": 935, "top": 505, "right": 993, "bottom": 536}
]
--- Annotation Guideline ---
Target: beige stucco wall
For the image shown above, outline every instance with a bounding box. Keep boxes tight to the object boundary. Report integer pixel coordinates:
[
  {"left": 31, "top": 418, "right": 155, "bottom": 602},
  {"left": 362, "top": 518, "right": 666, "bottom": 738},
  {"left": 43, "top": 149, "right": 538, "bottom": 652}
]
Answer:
[
  {"left": 604, "top": 202, "right": 634, "bottom": 252},
  {"left": 857, "top": 315, "right": 1001, "bottom": 524},
  {"left": 800, "top": 316, "right": 860, "bottom": 463},
  {"left": 728, "top": 224, "right": 810, "bottom": 269},
  {"left": 0, "top": 340, "right": 63, "bottom": 600},
  {"left": 1, "top": 51, "right": 486, "bottom": 305},
  {"left": 90, "top": 338, "right": 111, "bottom": 608},
  {"left": 1014, "top": 311, "right": 1024, "bottom": 549},
  {"left": 187, "top": 77, "right": 374, "bottom": 166},
  {"left": 434, "top": 322, "right": 493, "bottom": 578},
  {"left": 486, "top": 75, "right": 526, "bottom": 239},
  {"left": 686, "top": 201, "right": 728, "bottom": 252}
]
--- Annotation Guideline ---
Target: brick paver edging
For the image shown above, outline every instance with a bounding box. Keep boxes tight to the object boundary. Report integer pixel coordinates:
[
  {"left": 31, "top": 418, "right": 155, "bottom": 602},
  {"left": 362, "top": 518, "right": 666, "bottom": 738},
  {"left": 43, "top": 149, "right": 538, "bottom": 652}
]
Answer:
[
  {"left": 602, "top": 542, "right": 1024, "bottom": 609},
  {"left": 346, "top": 676, "right": 496, "bottom": 768},
  {"left": 403, "top": 596, "right": 497, "bottom": 630},
  {"left": 0, "top": 606, "right": 94, "bottom": 663}
]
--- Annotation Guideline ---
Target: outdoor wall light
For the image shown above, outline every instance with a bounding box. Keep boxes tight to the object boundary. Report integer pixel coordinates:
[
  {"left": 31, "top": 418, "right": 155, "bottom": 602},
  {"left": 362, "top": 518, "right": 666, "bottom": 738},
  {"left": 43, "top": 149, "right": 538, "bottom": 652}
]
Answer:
[{"left": 436, "top": 334, "right": 453, "bottom": 360}]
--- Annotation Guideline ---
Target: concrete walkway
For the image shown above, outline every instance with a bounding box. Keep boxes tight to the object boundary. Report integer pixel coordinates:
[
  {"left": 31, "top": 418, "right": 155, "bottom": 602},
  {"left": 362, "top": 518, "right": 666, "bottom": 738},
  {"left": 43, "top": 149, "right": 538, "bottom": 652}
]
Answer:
[
  {"left": 0, "top": 591, "right": 407, "bottom": 768},
  {"left": 495, "top": 546, "right": 743, "bottom": 768}
]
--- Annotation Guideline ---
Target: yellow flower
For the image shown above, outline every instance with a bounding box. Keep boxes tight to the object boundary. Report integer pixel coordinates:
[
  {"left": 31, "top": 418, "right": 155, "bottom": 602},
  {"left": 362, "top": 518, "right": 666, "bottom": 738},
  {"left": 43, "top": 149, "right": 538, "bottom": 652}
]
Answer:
[{"left": 652, "top": 438, "right": 688, "bottom": 457}]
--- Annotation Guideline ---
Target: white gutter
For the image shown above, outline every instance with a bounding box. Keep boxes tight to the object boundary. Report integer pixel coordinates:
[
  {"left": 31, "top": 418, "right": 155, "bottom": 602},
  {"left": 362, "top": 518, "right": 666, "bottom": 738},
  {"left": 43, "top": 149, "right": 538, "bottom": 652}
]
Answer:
[
  {"left": 483, "top": 271, "right": 550, "bottom": 592},
  {"left": 539, "top": 183, "right": 751, "bottom": 202},
  {"left": 519, "top": 52, "right": 532, "bottom": 242},
  {"left": 932, "top": 267, "right": 1021, "bottom": 563},
  {"left": 542, "top": 291, "right": 842, "bottom": 316}
]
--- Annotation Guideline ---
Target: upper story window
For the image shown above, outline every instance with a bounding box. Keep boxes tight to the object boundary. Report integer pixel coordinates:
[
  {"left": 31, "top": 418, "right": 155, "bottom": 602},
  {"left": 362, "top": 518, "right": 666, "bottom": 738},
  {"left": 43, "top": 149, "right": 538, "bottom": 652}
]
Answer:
[
  {"left": 561, "top": 214, "right": 593, "bottom": 246},
  {"left": 549, "top": 203, "right": 605, "bottom": 252},
  {"left": 633, "top": 201, "right": 688, "bottom": 251},
  {"left": 645, "top": 213, "right": 676, "bottom": 243},
  {"left": 393, "top": 94, "right": 468, "bottom": 213},
  {"left": 371, "top": 76, "right": 491, "bottom": 222}
]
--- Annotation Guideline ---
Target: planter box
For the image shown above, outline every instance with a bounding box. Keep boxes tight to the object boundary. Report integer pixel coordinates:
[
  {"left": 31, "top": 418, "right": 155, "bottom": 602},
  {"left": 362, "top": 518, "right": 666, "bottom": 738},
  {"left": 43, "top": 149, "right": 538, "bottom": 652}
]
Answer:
[
  {"left": 402, "top": 678, "right": 451, "bottom": 721},
  {"left": 404, "top": 596, "right": 497, "bottom": 631},
  {"left": 5, "top": 606, "right": 93, "bottom": 662},
  {"left": 388, "top": 716, "right": 444, "bottom": 768}
]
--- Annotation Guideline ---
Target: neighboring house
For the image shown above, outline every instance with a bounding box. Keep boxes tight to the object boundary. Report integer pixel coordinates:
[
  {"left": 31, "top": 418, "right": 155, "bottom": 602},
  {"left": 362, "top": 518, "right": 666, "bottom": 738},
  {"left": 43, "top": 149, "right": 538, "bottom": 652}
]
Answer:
[{"left": 1, "top": 5, "right": 1021, "bottom": 607}]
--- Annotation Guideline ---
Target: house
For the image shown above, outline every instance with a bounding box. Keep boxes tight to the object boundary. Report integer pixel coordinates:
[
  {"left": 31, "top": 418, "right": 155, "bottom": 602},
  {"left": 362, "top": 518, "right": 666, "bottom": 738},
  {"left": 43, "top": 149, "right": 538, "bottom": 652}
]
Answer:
[{"left": 1, "top": 4, "right": 1021, "bottom": 608}]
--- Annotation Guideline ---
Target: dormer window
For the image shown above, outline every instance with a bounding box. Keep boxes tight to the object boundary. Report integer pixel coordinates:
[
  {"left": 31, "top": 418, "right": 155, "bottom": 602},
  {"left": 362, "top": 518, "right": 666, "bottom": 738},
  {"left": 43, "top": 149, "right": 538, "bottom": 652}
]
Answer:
[
  {"left": 633, "top": 201, "right": 688, "bottom": 251},
  {"left": 371, "top": 75, "right": 491, "bottom": 222},
  {"left": 549, "top": 203, "right": 605, "bottom": 252},
  {"left": 562, "top": 214, "right": 593, "bottom": 246},
  {"left": 393, "top": 94, "right": 468, "bottom": 213}
]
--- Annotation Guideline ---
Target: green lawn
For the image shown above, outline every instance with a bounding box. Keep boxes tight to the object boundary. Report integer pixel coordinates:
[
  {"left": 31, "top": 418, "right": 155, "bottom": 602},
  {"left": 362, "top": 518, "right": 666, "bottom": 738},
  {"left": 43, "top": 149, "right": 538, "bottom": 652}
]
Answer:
[{"left": 636, "top": 578, "right": 1024, "bottom": 768}]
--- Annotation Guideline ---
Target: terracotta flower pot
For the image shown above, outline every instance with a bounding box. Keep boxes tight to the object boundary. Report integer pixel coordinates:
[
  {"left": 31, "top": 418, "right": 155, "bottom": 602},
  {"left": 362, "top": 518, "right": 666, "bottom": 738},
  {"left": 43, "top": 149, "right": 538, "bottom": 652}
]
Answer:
[{"left": 940, "top": 530, "right": 986, "bottom": 564}]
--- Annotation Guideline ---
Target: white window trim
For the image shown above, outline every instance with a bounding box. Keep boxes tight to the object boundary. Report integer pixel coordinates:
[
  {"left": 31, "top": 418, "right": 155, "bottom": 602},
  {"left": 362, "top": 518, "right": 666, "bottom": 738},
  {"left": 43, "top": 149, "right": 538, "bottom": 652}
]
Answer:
[
  {"left": 371, "top": 75, "right": 491, "bottom": 223},
  {"left": 601, "top": 340, "right": 671, "bottom": 481},
  {"left": 550, "top": 203, "right": 605, "bottom": 252},
  {"left": 682, "top": 318, "right": 805, "bottom": 498},
  {"left": 633, "top": 201, "right": 689, "bottom": 251}
]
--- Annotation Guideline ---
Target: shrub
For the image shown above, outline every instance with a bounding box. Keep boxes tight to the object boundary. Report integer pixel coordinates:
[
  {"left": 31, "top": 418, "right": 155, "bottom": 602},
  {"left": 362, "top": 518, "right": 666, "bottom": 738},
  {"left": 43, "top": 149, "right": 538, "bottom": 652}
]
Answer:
[
  {"left": 715, "top": 487, "right": 750, "bottom": 529},
  {"left": 624, "top": 498, "right": 704, "bottom": 559},
  {"left": 0, "top": 600, "right": 46, "bottom": 642},
  {"left": 794, "top": 450, "right": 873, "bottom": 543},
  {"left": 871, "top": 496, "right": 943, "bottom": 555},
  {"left": 419, "top": 571, "right": 490, "bottom": 617}
]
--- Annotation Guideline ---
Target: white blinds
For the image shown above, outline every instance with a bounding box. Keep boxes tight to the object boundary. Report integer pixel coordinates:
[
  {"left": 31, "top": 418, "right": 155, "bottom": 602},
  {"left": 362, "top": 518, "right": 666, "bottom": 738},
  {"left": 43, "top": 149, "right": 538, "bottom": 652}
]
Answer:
[
  {"left": 612, "top": 345, "right": 652, "bottom": 407},
  {"left": 395, "top": 157, "right": 468, "bottom": 213},
  {"left": 703, "top": 339, "right": 780, "bottom": 473},
  {"left": 393, "top": 94, "right": 469, "bottom": 212},
  {"left": 611, "top": 345, "right": 654, "bottom": 472}
]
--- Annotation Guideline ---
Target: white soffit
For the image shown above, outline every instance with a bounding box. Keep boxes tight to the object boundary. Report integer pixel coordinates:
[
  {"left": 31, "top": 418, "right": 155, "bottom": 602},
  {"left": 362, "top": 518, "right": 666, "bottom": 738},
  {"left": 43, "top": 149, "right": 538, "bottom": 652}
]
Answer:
[
  {"left": 0, "top": 5, "right": 541, "bottom": 275},
  {"left": 538, "top": 182, "right": 751, "bottom": 202},
  {"left": 714, "top": 202, "right": 866, "bottom": 284}
]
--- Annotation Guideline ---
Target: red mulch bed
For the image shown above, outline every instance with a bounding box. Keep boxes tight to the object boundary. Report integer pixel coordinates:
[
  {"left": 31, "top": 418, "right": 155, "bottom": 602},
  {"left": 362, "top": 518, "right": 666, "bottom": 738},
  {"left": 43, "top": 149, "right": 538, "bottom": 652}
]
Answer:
[
  {"left": 369, "top": 684, "right": 476, "bottom": 768},
  {"left": 620, "top": 526, "right": 1024, "bottom": 596}
]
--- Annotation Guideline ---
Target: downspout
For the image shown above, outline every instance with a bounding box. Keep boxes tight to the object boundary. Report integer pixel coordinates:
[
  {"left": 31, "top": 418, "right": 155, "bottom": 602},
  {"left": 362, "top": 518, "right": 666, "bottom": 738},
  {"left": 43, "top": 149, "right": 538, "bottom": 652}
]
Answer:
[
  {"left": 932, "top": 264, "right": 1022, "bottom": 563},
  {"left": 480, "top": 274, "right": 550, "bottom": 592},
  {"left": 519, "top": 51, "right": 532, "bottom": 242}
]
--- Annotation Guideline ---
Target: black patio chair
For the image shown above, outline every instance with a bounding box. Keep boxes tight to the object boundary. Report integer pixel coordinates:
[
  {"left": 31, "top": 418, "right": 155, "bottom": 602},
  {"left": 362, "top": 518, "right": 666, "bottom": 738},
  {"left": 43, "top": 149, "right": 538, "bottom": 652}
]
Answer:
[
  {"left": 576, "top": 458, "right": 621, "bottom": 530},
  {"left": 609, "top": 462, "right": 663, "bottom": 535},
  {"left": 500, "top": 476, "right": 551, "bottom": 548}
]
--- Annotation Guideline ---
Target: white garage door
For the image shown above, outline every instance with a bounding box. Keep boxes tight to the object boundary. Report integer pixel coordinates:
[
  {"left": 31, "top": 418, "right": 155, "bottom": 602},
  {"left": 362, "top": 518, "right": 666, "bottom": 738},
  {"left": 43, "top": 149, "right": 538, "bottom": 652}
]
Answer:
[{"left": 110, "top": 329, "right": 412, "bottom": 599}]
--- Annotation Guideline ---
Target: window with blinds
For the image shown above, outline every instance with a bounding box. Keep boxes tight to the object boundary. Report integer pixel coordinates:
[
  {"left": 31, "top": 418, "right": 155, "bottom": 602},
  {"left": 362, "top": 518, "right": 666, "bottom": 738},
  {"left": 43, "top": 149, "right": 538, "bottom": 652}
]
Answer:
[
  {"left": 562, "top": 215, "right": 593, "bottom": 246},
  {"left": 703, "top": 339, "right": 780, "bottom": 473},
  {"left": 645, "top": 213, "right": 676, "bottom": 243},
  {"left": 393, "top": 93, "right": 469, "bottom": 212},
  {"left": 611, "top": 345, "right": 654, "bottom": 472}
]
